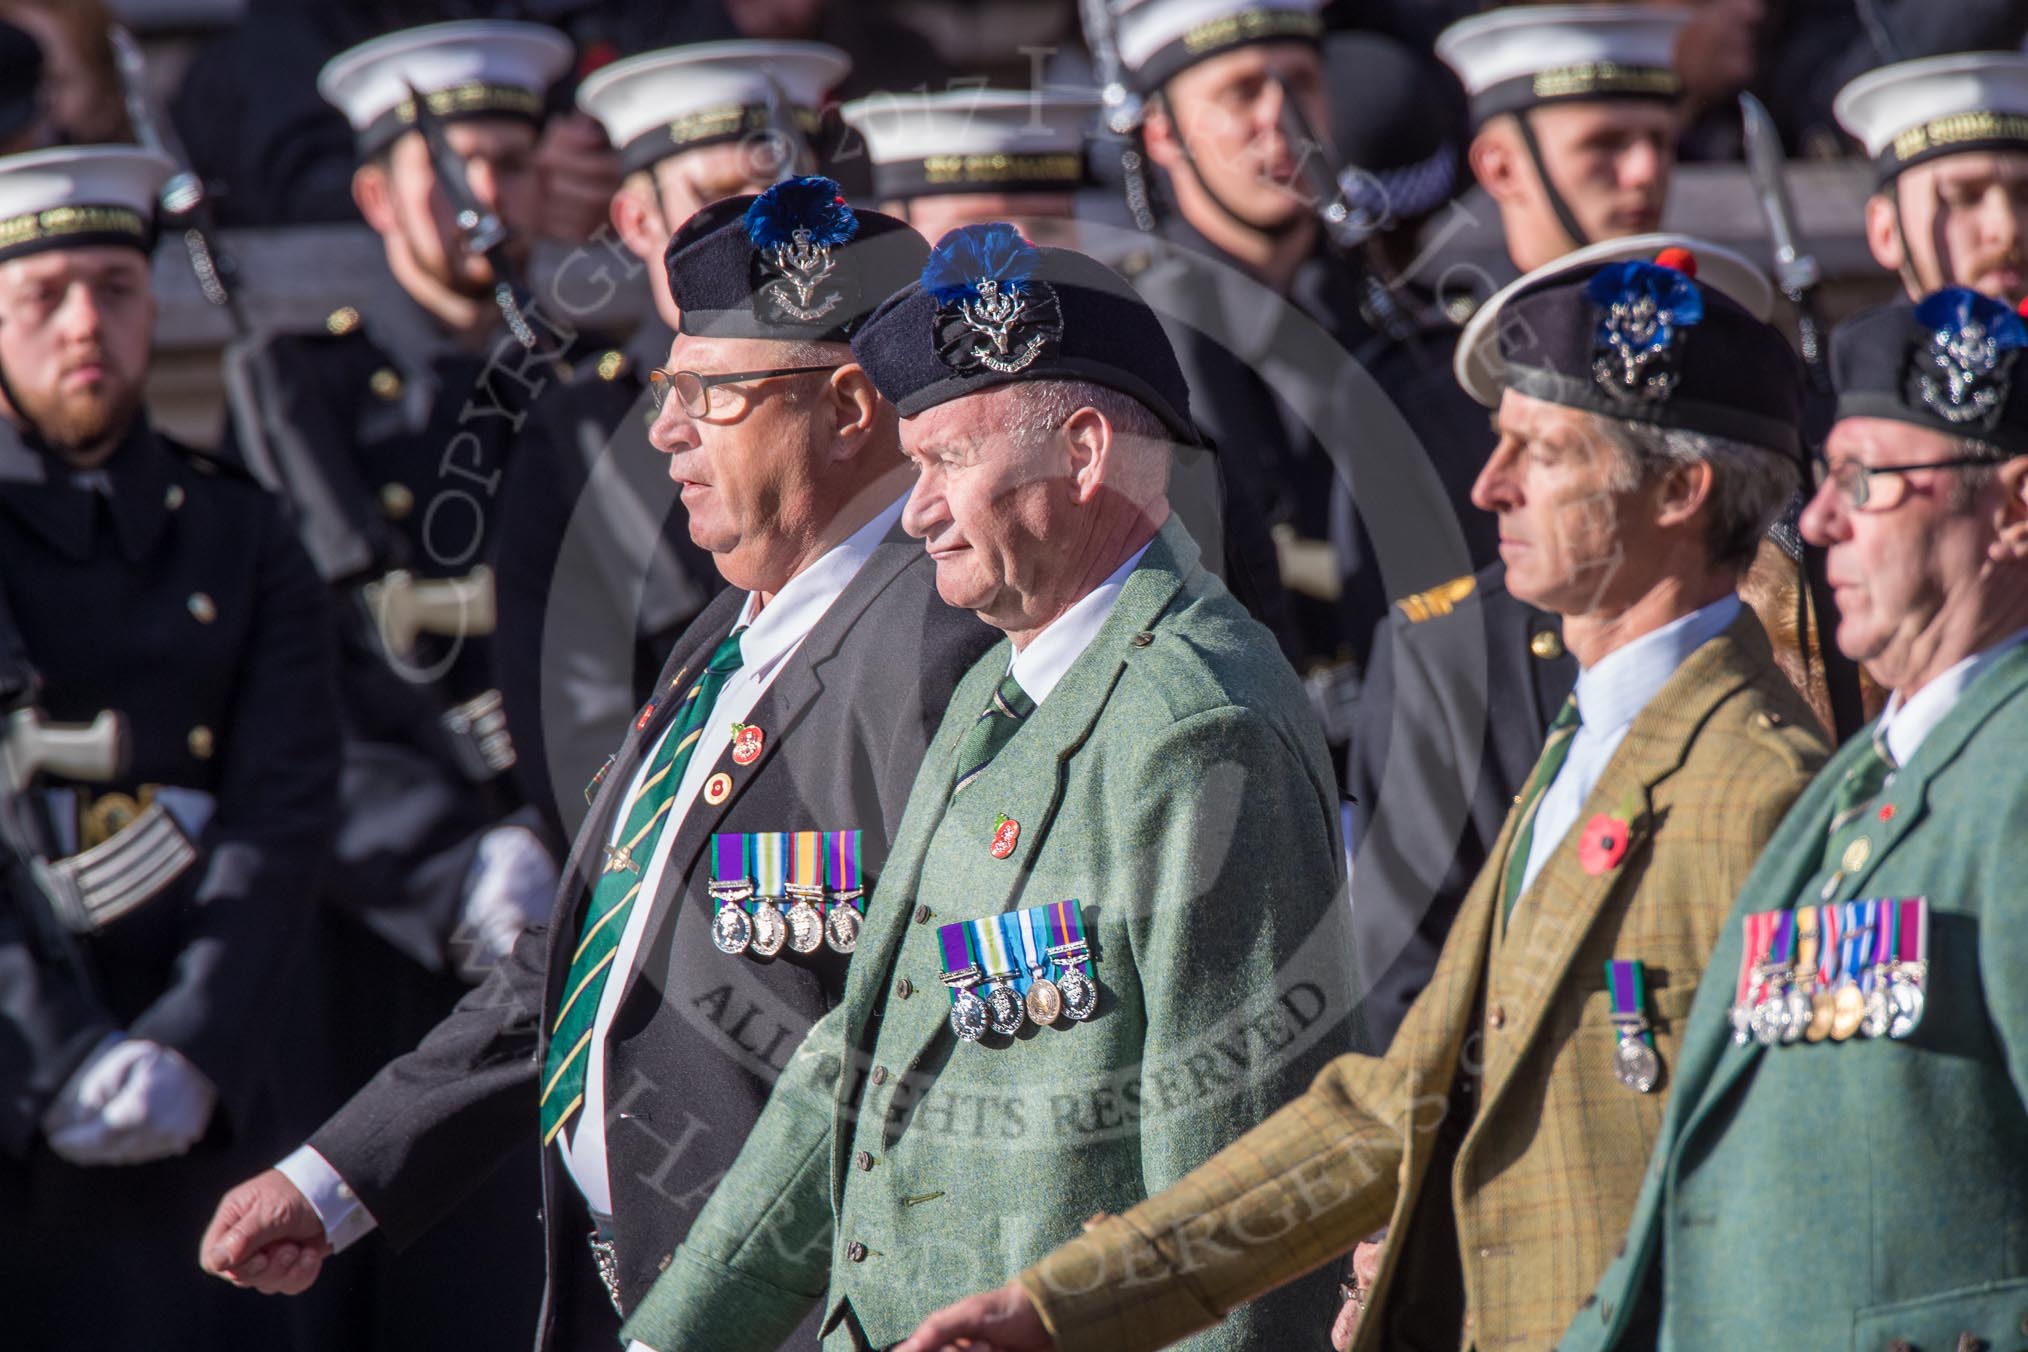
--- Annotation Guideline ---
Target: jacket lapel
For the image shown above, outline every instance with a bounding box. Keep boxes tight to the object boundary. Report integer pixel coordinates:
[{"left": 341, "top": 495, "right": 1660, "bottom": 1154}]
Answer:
[
  {"left": 1471, "top": 612, "right": 1769, "bottom": 1122},
  {"left": 607, "top": 535, "right": 924, "bottom": 1020}
]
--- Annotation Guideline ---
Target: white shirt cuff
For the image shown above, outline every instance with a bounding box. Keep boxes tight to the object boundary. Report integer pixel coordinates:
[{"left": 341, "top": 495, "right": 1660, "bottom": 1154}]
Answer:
[{"left": 274, "top": 1144, "right": 378, "bottom": 1254}]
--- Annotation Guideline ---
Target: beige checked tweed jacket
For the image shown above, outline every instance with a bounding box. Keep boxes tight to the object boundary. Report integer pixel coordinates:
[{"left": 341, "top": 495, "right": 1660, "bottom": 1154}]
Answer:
[{"left": 1016, "top": 609, "right": 1829, "bottom": 1352}]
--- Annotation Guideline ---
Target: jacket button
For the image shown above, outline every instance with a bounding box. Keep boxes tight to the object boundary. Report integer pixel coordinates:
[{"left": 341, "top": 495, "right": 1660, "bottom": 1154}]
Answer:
[
  {"left": 187, "top": 592, "right": 217, "bottom": 624},
  {"left": 895, "top": 978, "right": 913, "bottom": 1000},
  {"left": 855, "top": 1151, "right": 874, "bottom": 1171},
  {"left": 914, "top": 904, "right": 932, "bottom": 924},
  {"left": 1956, "top": 1335, "right": 1985, "bottom": 1352},
  {"left": 1887, "top": 1341, "right": 1912, "bottom": 1352},
  {"left": 2020, "top": 1314, "right": 2028, "bottom": 1336},
  {"left": 1130, "top": 631, "right": 1155, "bottom": 648},
  {"left": 846, "top": 1241, "right": 867, "bottom": 1263},
  {"left": 1487, "top": 1005, "right": 1506, "bottom": 1031},
  {"left": 870, "top": 1065, "right": 888, "bottom": 1086},
  {"left": 658, "top": 1253, "right": 672, "bottom": 1272},
  {"left": 164, "top": 484, "right": 185, "bottom": 511},
  {"left": 188, "top": 726, "right": 215, "bottom": 760}
]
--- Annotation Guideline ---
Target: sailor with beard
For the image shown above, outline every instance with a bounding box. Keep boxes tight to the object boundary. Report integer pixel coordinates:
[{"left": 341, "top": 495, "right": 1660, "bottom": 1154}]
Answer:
[
  {"left": 0, "top": 145, "right": 340, "bottom": 1349},
  {"left": 1836, "top": 51, "right": 2028, "bottom": 311},
  {"left": 214, "top": 20, "right": 609, "bottom": 1350}
]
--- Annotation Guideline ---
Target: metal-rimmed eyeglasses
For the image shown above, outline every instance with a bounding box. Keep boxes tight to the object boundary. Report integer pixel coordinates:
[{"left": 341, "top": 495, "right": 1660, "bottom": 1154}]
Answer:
[
  {"left": 1811, "top": 453, "right": 1998, "bottom": 511},
  {"left": 647, "top": 365, "right": 838, "bottom": 418}
]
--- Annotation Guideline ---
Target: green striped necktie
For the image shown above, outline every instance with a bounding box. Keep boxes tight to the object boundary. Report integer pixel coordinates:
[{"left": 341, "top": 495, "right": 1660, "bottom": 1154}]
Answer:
[
  {"left": 950, "top": 670, "right": 1034, "bottom": 800},
  {"left": 539, "top": 626, "right": 746, "bottom": 1146},
  {"left": 1501, "top": 694, "right": 1582, "bottom": 930}
]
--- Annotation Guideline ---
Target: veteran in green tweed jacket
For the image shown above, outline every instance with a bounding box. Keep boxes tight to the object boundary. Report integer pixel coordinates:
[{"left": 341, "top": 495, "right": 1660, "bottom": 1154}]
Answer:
[
  {"left": 900, "top": 238, "right": 1835, "bottom": 1352},
  {"left": 1557, "top": 288, "right": 2028, "bottom": 1352},
  {"left": 620, "top": 228, "right": 1356, "bottom": 1351}
]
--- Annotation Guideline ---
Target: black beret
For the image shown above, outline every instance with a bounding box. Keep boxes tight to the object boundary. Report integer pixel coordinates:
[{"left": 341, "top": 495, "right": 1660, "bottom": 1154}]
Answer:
[
  {"left": 0, "top": 21, "right": 42, "bottom": 147},
  {"left": 663, "top": 176, "right": 928, "bottom": 344},
  {"left": 848, "top": 223, "right": 1197, "bottom": 443},
  {"left": 1832, "top": 288, "right": 2028, "bottom": 458},
  {"left": 1494, "top": 251, "right": 1804, "bottom": 460}
]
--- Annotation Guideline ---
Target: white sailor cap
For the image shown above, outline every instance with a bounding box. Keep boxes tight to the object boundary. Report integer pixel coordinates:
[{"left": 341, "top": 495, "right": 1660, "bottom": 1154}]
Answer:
[
  {"left": 577, "top": 40, "right": 850, "bottom": 178},
  {"left": 0, "top": 146, "right": 173, "bottom": 265},
  {"left": 319, "top": 20, "right": 573, "bottom": 159},
  {"left": 1112, "top": 0, "right": 1326, "bottom": 94},
  {"left": 1436, "top": 5, "right": 1686, "bottom": 129},
  {"left": 1835, "top": 52, "right": 2028, "bottom": 184},
  {"left": 1454, "top": 232, "right": 1773, "bottom": 407},
  {"left": 838, "top": 90, "right": 1097, "bottom": 202}
]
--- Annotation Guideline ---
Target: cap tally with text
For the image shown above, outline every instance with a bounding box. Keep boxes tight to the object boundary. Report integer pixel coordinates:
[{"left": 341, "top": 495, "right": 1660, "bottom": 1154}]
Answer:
[
  {"left": 1834, "top": 52, "right": 2028, "bottom": 185},
  {"left": 1436, "top": 4, "right": 1687, "bottom": 129},
  {"left": 839, "top": 89, "right": 1098, "bottom": 202},
  {"left": 663, "top": 175, "right": 928, "bottom": 343},
  {"left": 319, "top": 20, "right": 573, "bottom": 159},
  {"left": 849, "top": 222, "right": 1197, "bottom": 443},
  {"left": 577, "top": 40, "right": 849, "bottom": 178},
  {"left": 1112, "top": 0, "right": 1326, "bottom": 94},
  {"left": 1831, "top": 288, "right": 2028, "bottom": 457},
  {"left": 0, "top": 146, "right": 173, "bottom": 265},
  {"left": 1455, "top": 234, "right": 1802, "bottom": 461}
]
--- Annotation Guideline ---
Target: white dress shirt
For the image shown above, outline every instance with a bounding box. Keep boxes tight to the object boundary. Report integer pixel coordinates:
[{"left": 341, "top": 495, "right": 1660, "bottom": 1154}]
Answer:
[
  {"left": 277, "top": 495, "right": 905, "bottom": 1248},
  {"left": 1519, "top": 595, "right": 1741, "bottom": 897},
  {"left": 1008, "top": 541, "right": 1150, "bottom": 703},
  {"left": 1876, "top": 624, "right": 2028, "bottom": 767}
]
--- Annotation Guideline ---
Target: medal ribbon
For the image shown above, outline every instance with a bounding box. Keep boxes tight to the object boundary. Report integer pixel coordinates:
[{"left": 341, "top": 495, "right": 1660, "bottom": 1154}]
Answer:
[
  {"left": 711, "top": 833, "right": 749, "bottom": 886},
  {"left": 1735, "top": 911, "right": 1768, "bottom": 1009},
  {"left": 1873, "top": 897, "right": 1899, "bottom": 978},
  {"left": 1839, "top": 899, "right": 1871, "bottom": 993},
  {"left": 1049, "top": 898, "right": 1091, "bottom": 976},
  {"left": 1020, "top": 903, "right": 1047, "bottom": 975},
  {"left": 1817, "top": 903, "right": 1841, "bottom": 987},
  {"left": 826, "top": 829, "right": 862, "bottom": 892},
  {"left": 1605, "top": 959, "right": 1651, "bottom": 1047},
  {"left": 788, "top": 830, "right": 822, "bottom": 893},
  {"left": 938, "top": 919, "right": 980, "bottom": 1005},
  {"left": 1898, "top": 897, "right": 1928, "bottom": 967},
  {"left": 753, "top": 831, "right": 787, "bottom": 898},
  {"left": 972, "top": 914, "right": 1018, "bottom": 982}
]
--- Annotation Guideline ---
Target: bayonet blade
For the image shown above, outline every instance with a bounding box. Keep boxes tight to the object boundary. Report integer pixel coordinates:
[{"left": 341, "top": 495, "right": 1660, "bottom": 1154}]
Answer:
[{"left": 1739, "top": 91, "right": 1820, "bottom": 296}]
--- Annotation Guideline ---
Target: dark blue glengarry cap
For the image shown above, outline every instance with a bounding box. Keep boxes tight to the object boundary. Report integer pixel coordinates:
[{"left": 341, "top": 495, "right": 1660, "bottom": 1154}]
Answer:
[
  {"left": 1832, "top": 288, "right": 2028, "bottom": 457},
  {"left": 663, "top": 176, "right": 928, "bottom": 343},
  {"left": 849, "top": 223, "right": 1197, "bottom": 443},
  {"left": 1454, "top": 234, "right": 1803, "bottom": 461}
]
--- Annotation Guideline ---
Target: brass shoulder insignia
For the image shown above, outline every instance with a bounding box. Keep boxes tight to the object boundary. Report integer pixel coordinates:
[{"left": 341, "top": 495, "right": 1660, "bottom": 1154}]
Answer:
[
  {"left": 1396, "top": 574, "right": 1477, "bottom": 624},
  {"left": 596, "top": 349, "right": 627, "bottom": 382},
  {"left": 325, "top": 306, "right": 362, "bottom": 337}
]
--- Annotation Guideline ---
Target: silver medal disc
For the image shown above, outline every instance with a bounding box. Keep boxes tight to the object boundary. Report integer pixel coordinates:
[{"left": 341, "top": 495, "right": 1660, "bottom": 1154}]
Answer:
[
  {"left": 986, "top": 982, "right": 1027, "bottom": 1037},
  {"left": 1613, "top": 1036, "right": 1660, "bottom": 1093},
  {"left": 1058, "top": 966, "right": 1097, "bottom": 1021},
  {"left": 949, "top": 988, "right": 988, "bottom": 1042},
  {"left": 1861, "top": 984, "right": 1892, "bottom": 1039},
  {"left": 1728, "top": 1001, "right": 1753, "bottom": 1046},
  {"left": 825, "top": 905, "right": 861, "bottom": 954},
  {"left": 1749, "top": 994, "right": 1785, "bottom": 1047},
  {"left": 750, "top": 900, "right": 787, "bottom": 957},
  {"left": 1781, "top": 987, "right": 1813, "bottom": 1044},
  {"left": 785, "top": 899, "right": 824, "bottom": 954},
  {"left": 1887, "top": 978, "right": 1924, "bottom": 1039},
  {"left": 711, "top": 904, "right": 752, "bottom": 955}
]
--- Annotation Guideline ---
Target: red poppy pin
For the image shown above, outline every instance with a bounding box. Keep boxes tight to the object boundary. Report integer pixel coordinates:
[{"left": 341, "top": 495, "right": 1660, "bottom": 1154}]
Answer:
[
  {"left": 634, "top": 701, "right": 657, "bottom": 732},
  {"left": 1878, "top": 803, "right": 1896, "bottom": 822},
  {"left": 1578, "top": 812, "right": 1632, "bottom": 875},
  {"left": 731, "top": 723, "right": 765, "bottom": 765},
  {"left": 990, "top": 814, "right": 1020, "bottom": 859}
]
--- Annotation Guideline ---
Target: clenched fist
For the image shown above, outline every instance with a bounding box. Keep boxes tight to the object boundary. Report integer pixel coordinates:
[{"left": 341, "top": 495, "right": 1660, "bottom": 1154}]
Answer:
[{"left": 199, "top": 1168, "right": 333, "bottom": 1295}]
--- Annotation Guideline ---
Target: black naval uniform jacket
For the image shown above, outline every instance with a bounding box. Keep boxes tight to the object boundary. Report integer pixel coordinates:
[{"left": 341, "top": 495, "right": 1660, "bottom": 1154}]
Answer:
[
  {"left": 0, "top": 417, "right": 340, "bottom": 1151},
  {"left": 222, "top": 295, "right": 598, "bottom": 965},
  {"left": 492, "top": 320, "right": 724, "bottom": 844},
  {"left": 303, "top": 529, "right": 995, "bottom": 1352},
  {"left": 1345, "top": 561, "right": 1575, "bottom": 1051}
]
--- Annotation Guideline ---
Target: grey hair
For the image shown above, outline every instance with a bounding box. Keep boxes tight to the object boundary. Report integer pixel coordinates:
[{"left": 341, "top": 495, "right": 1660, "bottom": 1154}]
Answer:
[
  {"left": 1946, "top": 434, "right": 2010, "bottom": 509},
  {"left": 1004, "top": 380, "right": 1170, "bottom": 445},
  {"left": 1595, "top": 418, "right": 1802, "bottom": 571}
]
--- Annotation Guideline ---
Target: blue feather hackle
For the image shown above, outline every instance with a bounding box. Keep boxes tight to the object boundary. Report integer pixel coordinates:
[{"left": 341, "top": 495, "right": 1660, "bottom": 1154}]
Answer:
[
  {"left": 1917, "top": 286, "right": 2028, "bottom": 351},
  {"left": 744, "top": 176, "right": 858, "bottom": 250},
  {"left": 922, "top": 223, "right": 1039, "bottom": 304},
  {"left": 1584, "top": 260, "right": 1705, "bottom": 325}
]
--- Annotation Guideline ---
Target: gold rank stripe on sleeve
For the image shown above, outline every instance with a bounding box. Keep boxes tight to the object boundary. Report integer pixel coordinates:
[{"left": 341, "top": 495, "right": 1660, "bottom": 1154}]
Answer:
[{"left": 1396, "top": 574, "right": 1477, "bottom": 624}]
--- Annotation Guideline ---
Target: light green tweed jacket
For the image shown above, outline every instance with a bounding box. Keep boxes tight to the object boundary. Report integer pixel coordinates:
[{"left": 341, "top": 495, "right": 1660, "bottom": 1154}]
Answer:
[{"left": 623, "top": 517, "right": 1356, "bottom": 1351}]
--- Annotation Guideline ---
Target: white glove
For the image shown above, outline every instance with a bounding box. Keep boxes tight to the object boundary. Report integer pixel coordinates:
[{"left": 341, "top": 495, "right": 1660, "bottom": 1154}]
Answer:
[
  {"left": 42, "top": 1035, "right": 218, "bottom": 1166},
  {"left": 456, "top": 824, "right": 559, "bottom": 977}
]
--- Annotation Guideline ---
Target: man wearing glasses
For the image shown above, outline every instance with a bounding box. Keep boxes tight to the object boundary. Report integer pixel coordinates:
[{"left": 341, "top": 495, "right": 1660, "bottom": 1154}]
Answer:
[
  {"left": 202, "top": 179, "right": 995, "bottom": 1352},
  {"left": 1558, "top": 286, "right": 2028, "bottom": 1351}
]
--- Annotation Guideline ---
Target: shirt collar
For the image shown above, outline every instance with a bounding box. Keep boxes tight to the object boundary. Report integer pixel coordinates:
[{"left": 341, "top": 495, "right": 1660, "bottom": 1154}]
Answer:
[
  {"left": 732, "top": 493, "right": 906, "bottom": 680},
  {"left": 1009, "top": 541, "right": 1152, "bottom": 706},
  {"left": 1573, "top": 594, "right": 1742, "bottom": 736},
  {"left": 0, "top": 414, "right": 166, "bottom": 564},
  {"left": 1877, "top": 623, "right": 2028, "bottom": 766}
]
